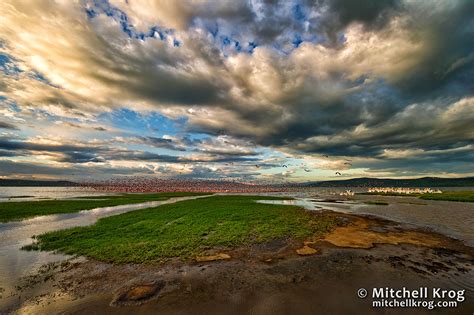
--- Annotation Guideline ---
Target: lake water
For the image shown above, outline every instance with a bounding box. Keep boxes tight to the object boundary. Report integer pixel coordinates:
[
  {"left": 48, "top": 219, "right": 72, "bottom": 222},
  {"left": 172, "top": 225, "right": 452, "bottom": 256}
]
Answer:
[{"left": 0, "top": 186, "right": 116, "bottom": 201}]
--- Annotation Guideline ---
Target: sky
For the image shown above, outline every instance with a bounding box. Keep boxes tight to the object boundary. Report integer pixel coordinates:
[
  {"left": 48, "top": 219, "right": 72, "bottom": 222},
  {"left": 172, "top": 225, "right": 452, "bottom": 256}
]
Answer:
[{"left": 0, "top": 0, "right": 473, "bottom": 182}]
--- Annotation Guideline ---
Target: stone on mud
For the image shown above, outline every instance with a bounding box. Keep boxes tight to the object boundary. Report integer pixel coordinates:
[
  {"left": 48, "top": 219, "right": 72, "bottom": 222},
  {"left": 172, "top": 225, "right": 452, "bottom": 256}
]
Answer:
[
  {"left": 196, "top": 253, "right": 231, "bottom": 262},
  {"left": 296, "top": 245, "right": 318, "bottom": 256},
  {"left": 111, "top": 281, "right": 165, "bottom": 306}
]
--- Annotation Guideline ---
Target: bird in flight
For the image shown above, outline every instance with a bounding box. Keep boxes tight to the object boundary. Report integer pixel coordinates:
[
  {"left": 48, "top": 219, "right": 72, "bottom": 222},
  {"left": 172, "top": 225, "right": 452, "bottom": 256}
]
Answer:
[
  {"left": 255, "top": 165, "right": 261, "bottom": 168},
  {"left": 335, "top": 172, "right": 342, "bottom": 175},
  {"left": 282, "top": 164, "right": 288, "bottom": 168}
]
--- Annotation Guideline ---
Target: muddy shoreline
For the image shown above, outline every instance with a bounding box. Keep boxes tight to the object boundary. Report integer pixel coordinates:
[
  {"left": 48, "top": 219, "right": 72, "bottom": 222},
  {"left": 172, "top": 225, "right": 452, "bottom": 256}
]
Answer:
[{"left": 1, "top": 211, "right": 473, "bottom": 314}]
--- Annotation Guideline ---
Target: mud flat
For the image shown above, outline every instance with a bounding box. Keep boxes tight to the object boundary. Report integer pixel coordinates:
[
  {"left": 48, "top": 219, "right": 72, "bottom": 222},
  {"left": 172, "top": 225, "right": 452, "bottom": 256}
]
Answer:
[
  {"left": 2, "top": 212, "right": 473, "bottom": 315},
  {"left": 346, "top": 194, "right": 474, "bottom": 247}
]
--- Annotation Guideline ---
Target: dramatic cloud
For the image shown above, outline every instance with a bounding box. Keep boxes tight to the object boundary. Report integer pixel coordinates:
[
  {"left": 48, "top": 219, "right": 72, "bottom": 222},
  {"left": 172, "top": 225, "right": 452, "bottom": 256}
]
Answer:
[
  {"left": 0, "top": 121, "right": 18, "bottom": 130},
  {"left": 0, "top": 0, "right": 473, "bottom": 180}
]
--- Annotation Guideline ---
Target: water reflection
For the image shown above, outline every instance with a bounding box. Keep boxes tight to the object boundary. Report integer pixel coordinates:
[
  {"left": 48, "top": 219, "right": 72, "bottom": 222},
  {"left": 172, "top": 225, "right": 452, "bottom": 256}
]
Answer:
[
  {"left": 0, "top": 187, "right": 116, "bottom": 202},
  {"left": 342, "top": 198, "right": 474, "bottom": 247},
  {"left": 257, "top": 198, "right": 364, "bottom": 212},
  {"left": 0, "top": 195, "right": 208, "bottom": 299}
]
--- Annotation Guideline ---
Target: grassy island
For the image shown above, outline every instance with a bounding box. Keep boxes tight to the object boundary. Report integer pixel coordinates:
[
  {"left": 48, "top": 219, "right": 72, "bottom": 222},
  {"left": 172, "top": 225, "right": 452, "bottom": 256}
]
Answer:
[
  {"left": 31, "top": 195, "right": 337, "bottom": 263},
  {"left": 419, "top": 191, "right": 474, "bottom": 202},
  {"left": 359, "top": 191, "right": 474, "bottom": 202}
]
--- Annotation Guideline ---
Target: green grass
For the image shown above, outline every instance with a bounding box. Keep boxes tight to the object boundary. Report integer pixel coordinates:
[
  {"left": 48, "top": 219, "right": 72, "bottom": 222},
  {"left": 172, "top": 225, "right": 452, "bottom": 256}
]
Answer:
[
  {"left": 32, "top": 195, "right": 337, "bottom": 263},
  {"left": 359, "top": 191, "right": 474, "bottom": 202},
  {"left": 419, "top": 191, "right": 474, "bottom": 202},
  {"left": 0, "top": 192, "right": 208, "bottom": 222}
]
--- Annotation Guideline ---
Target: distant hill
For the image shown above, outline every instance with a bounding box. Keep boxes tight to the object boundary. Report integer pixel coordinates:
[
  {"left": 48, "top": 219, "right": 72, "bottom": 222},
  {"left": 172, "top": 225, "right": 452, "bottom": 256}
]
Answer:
[
  {"left": 300, "top": 177, "right": 474, "bottom": 187},
  {"left": 0, "top": 179, "right": 80, "bottom": 187}
]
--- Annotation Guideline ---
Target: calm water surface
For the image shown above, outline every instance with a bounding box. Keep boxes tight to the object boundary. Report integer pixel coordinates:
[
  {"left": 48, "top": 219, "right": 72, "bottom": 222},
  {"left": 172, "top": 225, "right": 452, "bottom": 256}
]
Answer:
[{"left": 0, "top": 186, "right": 116, "bottom": 201}]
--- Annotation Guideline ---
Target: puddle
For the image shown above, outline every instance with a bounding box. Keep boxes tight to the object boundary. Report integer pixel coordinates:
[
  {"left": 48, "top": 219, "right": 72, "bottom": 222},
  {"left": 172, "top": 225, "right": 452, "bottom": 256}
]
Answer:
[
  {"left": 257, "top": 199, "right": 319, "bottom": 210},
  {"left": 257, "top": 198, "right": 365, "bottom": 212}
]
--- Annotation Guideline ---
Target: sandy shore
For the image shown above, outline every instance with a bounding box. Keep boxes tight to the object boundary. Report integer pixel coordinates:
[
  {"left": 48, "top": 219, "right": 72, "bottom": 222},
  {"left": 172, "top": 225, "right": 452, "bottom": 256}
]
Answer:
[{"left": 2, "top": 212, "right": 473, "bottom": 314}]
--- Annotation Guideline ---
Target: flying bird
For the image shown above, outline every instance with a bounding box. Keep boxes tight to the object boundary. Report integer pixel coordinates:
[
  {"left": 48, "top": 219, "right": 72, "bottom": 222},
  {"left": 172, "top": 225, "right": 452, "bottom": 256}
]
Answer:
[
  {"left": 255, "top": 164, "right": 261, "bottom": 168},
  {"left": 335, "top": 172, "right": 342, "bottom": 176},
  {"left": 282, "top": 164, "right": 288, "bottom": 168}
]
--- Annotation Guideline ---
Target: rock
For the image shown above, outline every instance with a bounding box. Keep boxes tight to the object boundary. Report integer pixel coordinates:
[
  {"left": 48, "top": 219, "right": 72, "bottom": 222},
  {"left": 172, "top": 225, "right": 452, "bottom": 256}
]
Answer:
[
  {"left": 196, "top": 253, "right": 231, "bottom": 262},
  {"left": 296, "top": 246, "right": 318, "bottom": 256},
  {"left": 111, "top": 281, "right": 165, "bottom": 306}
]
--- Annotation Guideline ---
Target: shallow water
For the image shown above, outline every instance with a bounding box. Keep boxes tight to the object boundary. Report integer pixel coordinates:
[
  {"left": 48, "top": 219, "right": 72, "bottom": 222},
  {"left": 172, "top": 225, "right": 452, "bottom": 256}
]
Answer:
[
  {"left": 257, "top": 198, "right": 363, "bottom": 212},
  {"left": 0, "top": 195, "right": 208, "bottom": 299},
  {"left": 0, "top": 186, "right": 116, "bottom": 202},
  {"left": 259, "top": 194, "right": 474, "bottom": 247},
  {"left": 340, "top": 196, "right": 474, "bottom": 247}
]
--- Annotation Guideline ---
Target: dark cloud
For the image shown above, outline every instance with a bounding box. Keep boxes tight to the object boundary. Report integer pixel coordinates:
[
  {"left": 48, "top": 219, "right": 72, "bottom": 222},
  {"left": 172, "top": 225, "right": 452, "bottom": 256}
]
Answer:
[
  {"left": 0, "top": 159, "right": 156, "bottom": 178},
  {"left": 1, "top": 0, "right": 473, "bottom": 179},
  {"left": 0, "top": 137, "right": 263, "bottom": 166},
  {"left": 320, "top": 0, "right": 401, "bottom": 42},
  {"left": 0, "top": 121, "right": 18, "bottom": 130},
  {"left": 186, "top": 1, "right": 474, "bottom": 170},
  {"left": 0, "top": 149, "right": 22, "bottom": 157},
  {"left": 392, "top": 0, "right": 474, "bottom": 98},
  {"left": 355, "top": 148, "right": 474, "bottom": 177},
  {"left": 129, "top": 136, "right": 187, "bottom": 151},
  {"left": 0, "top": 138, "right": 181, "bottom": 164}
]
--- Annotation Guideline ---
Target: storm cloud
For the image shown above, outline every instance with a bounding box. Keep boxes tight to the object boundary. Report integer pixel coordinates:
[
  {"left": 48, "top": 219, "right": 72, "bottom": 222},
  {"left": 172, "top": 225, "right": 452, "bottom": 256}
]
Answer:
[
  {"left": 0, "top": 121, "right": 18, "bottom": 130},
  {"left": 0, "top": 0, "right": 473, "bottom": 180}
]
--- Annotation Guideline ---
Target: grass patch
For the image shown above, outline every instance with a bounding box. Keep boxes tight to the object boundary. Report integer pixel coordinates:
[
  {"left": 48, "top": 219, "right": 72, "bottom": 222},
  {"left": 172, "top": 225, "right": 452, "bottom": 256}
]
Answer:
[
  {"left": 32, "top": 195, "right": 337, "bottom": 264},
  {"left": 363, "top": 200, "right": 389, "bottom": 206},
  {"left": 359, "top": 191, "right": 474, "bottom": 202},
  {"left": 0, "top": 192, "right": 208, "bottom": 222},
  {"left": 419, "top": 191, "right": 474, "bottom": 202}
]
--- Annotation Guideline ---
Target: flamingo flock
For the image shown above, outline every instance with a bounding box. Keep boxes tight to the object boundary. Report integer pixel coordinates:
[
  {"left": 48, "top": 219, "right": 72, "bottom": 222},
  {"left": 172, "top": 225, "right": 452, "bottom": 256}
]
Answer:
[{"left": 81, "top": 178, "right": 285, "bottom": 193}]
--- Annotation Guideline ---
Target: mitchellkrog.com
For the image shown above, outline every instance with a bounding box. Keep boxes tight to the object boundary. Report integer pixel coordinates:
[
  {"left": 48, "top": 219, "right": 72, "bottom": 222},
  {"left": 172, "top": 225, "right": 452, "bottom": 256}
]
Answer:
[{"left": 358, "top": 287, "right": 466, "bottom": 309}]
